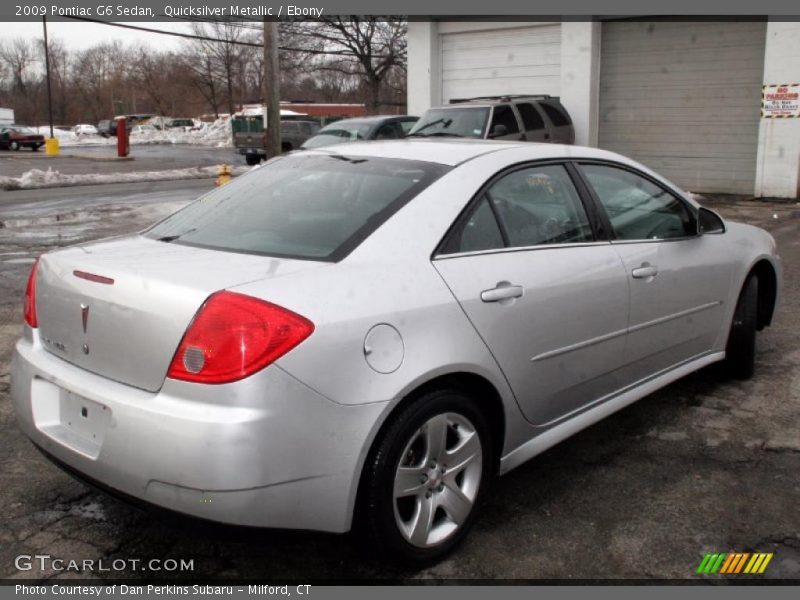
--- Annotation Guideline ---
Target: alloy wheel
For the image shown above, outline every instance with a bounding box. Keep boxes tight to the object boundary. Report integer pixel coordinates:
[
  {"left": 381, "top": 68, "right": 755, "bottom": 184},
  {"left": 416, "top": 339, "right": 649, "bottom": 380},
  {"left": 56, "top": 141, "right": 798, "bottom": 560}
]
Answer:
[{"left": 392, "top": 412, "right": 483, "bottom": 548}]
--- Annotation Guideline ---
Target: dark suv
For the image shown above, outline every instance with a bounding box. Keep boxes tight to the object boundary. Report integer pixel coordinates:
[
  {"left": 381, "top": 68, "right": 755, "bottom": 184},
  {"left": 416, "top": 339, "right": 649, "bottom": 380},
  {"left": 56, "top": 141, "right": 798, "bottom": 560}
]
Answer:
[
  {"left": 408, "top": 95, "right": 574, "bottom": 144},
  {"left": 234, "top": 119, "right": 321, "bottom": 165}
]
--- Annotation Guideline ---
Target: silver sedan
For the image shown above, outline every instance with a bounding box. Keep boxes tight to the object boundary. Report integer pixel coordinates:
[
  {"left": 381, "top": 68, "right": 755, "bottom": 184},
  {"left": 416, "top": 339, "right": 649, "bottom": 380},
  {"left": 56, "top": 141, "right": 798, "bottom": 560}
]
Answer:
[{"left": 11, "top": 140, "right": 781, "bottom": 565}]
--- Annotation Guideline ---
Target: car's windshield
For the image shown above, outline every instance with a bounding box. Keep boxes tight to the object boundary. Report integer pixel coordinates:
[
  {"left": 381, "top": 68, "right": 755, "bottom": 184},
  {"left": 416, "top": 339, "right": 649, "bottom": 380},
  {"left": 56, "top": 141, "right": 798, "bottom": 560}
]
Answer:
[
  {"left": 408, "top": 107, "right": 489, "bottom": 138},
  {"left": 12, "top": 127, "right": 35, "bottom": 134},
  {"left": 302, "top": 123, "right": 373, "bottom": 148},
  {"left": 145, "top": 154, "right": 449, "bottom": 261}
]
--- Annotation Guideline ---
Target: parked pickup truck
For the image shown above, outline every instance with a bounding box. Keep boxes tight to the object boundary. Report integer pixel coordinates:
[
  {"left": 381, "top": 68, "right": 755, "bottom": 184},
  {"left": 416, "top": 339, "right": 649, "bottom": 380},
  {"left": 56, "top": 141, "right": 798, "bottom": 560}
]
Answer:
[{"left": 232, "top": 115, "right": 320, "bottom": 165}]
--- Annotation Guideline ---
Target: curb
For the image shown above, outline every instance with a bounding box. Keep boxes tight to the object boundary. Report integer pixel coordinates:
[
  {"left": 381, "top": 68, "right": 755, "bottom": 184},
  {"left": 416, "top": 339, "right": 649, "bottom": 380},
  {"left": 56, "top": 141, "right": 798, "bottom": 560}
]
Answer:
[{"left": 0, "top": 153, "right": 134, "bottom": 162}]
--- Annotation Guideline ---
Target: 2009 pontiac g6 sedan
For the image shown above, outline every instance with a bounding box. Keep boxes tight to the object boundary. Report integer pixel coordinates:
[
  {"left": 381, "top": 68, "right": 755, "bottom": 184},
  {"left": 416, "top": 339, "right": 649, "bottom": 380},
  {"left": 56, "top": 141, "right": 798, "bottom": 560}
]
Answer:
[{"left": 12, "top": 140, "right": 781, "bottom": 564}]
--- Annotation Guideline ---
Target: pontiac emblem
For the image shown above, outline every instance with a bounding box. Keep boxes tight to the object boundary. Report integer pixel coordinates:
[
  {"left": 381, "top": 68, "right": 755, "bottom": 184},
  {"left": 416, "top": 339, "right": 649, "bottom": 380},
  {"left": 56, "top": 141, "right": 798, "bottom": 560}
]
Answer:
[{"left": 80, "top": 303, "right": 89, "bottom": 334}]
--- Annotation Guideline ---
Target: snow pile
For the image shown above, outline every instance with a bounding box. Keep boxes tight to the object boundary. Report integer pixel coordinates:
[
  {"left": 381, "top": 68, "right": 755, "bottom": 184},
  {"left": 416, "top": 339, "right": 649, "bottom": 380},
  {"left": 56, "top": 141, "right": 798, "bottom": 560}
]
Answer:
[
  {"left": 184, "top": 118, "right": 233, "bottom": 147},
  {"left": 34, "top": 127, "right": 113, "bottom": 147},
  {"left": 0, "top": 164, "right": 249, "bottom": 191},
  {"left": 126, "top": 118, "right": 232, "bottom": 147},
  {"left": 31, "top": 118, "right": 232, "bottom": 148}
]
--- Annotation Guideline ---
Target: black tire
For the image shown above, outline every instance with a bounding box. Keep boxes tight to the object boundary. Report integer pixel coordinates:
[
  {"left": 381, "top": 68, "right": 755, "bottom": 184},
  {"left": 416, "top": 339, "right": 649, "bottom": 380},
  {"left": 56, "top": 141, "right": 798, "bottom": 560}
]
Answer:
[
  {"left": 32, "top": 144, "right": 40, "bottom": 152},
  {"left": 358, "top": 388, "right": 493, "bottom": 566},
  {"left": 724, "top": 275, "right": 759, "bottom": 379},
  {"left": 244, "top": 153, "right": 261, "bottom": 166},
  {"left": 10, "top": 141, "right": 19, "bottom": 151}
]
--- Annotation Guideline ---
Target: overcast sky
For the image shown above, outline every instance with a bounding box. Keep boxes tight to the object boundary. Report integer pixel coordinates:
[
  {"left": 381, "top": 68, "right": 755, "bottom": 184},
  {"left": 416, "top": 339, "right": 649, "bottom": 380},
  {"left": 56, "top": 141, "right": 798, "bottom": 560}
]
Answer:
[{"left": 0, "top": 21, "right": 192, "bottom": 50}]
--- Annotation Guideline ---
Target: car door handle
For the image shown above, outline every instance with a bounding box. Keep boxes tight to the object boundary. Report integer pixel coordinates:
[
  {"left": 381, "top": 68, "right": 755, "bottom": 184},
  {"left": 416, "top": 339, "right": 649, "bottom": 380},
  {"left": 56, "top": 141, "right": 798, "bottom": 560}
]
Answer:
[
  {"left": 632, "top": 265, "right": 658, "bottom": 279},
  {"left": 481, "top": 283, "right": 524, "bottom": 303}
]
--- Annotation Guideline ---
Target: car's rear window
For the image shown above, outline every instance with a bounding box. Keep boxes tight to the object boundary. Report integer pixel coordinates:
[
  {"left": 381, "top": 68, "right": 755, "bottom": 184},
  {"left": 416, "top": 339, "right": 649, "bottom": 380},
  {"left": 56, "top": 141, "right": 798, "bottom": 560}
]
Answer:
[
  {"left": 145, "top": 154, "right": 449, "bottom": 261},
  {"left": 303, "top": 123, "right": 374, "bottom": 148}
]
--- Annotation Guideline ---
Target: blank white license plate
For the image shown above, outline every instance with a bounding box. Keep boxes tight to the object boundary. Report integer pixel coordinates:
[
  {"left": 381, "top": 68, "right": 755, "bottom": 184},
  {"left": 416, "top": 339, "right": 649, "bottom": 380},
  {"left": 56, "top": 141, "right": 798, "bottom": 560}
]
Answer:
[{"left": 31, "top": 378, "right": 112, "bottom": 459}]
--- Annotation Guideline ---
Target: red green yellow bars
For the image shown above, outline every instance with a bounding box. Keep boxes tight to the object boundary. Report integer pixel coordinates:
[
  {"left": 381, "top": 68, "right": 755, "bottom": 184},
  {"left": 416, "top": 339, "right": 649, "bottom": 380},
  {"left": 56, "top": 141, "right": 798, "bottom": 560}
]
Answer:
[{"left": 697, "top": 552, "right": 774, "bottom": 575}]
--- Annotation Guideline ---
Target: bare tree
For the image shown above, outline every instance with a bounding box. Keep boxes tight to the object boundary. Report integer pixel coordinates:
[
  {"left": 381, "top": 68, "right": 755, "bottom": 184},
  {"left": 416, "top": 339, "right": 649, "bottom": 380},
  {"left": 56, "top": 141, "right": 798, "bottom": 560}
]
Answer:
[
  {"left": 39, "top": 37, "right": 70, "bottom": 123},
  {"left": 72, "top": 41, "right": 124, "bottom": 122},
  {"left": 180, "top": 50, "right": 222, "bottom": 117},
  {"left": 188, "top": 22, "right": 245, "bottom": 115},
  {"left": 0, "top": 38, "right": 42, "bottom": 122},
  {"left": 0, "top": 21, "right": 409, "bottom": 124},
  {"left": 236, "top": 31, "right": 265, "bottom": 102},
  {"left": 133, "top": 46, "right": 177, "bottom": 116},
  {"left": 282, "top": 17, "right": 407, "bottom": 113},
  {"left": 0, "top": 38, "right": 37, "bottom": 96}
]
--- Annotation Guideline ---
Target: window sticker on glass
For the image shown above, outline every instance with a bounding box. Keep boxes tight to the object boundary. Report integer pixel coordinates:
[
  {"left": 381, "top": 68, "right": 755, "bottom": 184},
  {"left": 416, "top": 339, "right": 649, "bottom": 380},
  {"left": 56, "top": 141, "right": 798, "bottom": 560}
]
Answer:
[{"left": 525, "top": 173, "right": 557, "bottom": 194}]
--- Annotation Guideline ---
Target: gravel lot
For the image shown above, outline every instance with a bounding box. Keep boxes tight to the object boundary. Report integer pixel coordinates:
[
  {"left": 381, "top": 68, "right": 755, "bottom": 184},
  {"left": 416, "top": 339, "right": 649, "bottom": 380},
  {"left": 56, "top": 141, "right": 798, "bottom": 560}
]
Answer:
[{"left": 0, "top": 184, "right": 798, "bottom": 581}]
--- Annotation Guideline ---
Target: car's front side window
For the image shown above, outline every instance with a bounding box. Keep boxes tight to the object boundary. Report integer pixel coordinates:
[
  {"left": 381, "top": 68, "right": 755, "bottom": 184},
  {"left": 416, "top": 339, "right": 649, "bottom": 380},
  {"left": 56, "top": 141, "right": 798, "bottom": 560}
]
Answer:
[
  {"left": 580, "top": 164, "right": 696, "bottom": 241},
  {"left": 399, "top": 120, "right": 417, "bottom": 135},
  {"left": 374, "top": 123, "right": 400, "bottom": 140}
]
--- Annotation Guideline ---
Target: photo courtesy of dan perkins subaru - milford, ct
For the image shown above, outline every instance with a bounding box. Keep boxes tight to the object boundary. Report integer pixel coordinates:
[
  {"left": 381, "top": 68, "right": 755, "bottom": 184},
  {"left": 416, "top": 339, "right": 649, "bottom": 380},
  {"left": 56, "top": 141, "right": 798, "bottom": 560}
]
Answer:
[{"left": 11, "top": 139, "right": 781, "bottom": 565}]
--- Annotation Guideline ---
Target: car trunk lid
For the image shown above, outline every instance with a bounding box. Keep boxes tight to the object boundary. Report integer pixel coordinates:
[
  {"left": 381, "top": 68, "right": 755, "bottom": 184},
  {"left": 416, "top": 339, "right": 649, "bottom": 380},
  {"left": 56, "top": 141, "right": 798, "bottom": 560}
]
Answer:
[{"left": 35, "top": 235, "right": 325, "bottom": 392}]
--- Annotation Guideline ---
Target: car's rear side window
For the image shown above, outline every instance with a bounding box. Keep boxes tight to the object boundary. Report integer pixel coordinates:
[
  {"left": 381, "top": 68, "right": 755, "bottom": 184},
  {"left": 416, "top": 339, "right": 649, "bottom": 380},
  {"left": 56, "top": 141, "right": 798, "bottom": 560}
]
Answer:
[
  {"left": 145, "top": 154, "right": 450, "bottom": 261},
  {"left": 440, "top": 197, "right": 505, "bottom": 254},
  {"left": 516, "top": 103, "right": 545, "bottom": 132},
  {"left": 490, "top": 105, "right": 520, "bottom": 134},
  {"left": 489, "top": 165, "right": 593, "bottom": 247},
  {"left": 439, "top": 164, "right": 594, "bottom": 254},
  {"left": 540, "top": 103, "right": 571, "bottom": 127}
]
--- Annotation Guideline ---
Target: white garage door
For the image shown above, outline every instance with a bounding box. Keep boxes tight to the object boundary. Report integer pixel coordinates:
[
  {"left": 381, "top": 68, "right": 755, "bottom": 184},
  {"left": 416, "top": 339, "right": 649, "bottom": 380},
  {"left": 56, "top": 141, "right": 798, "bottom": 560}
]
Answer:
[
  {"left": 599, "top": 21, "right": 766, "bottom": 194},
  {"left": 441, "top": 24, "right": 561, "bottom": 103}
]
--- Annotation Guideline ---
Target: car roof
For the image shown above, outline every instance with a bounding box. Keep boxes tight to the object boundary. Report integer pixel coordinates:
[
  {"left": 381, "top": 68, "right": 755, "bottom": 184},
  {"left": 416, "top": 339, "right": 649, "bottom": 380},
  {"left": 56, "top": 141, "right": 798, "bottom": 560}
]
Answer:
[
  {"left": 304, "top": 138, "right": 623, "bottom": 167},
  {"left": 321, "top": 116, "right": 413, "bottom": 128}
]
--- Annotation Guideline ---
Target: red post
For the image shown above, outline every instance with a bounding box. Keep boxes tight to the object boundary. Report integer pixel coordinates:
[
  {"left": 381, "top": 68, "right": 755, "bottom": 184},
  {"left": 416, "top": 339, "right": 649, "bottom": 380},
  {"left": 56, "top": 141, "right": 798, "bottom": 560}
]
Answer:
[{"left": 116, "top": 117, "right": 129, "bottom": 157}]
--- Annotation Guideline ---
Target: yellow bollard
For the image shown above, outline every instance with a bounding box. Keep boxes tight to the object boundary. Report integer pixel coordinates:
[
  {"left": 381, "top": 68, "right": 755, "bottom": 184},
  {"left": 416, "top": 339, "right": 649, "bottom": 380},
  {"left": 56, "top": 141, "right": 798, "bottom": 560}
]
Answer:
[
  {"left": 45, "top": 137, "right": 60, "bottom": 156},
  {"left": 215, "top": 163, "right": 232, "bottom": 186}
]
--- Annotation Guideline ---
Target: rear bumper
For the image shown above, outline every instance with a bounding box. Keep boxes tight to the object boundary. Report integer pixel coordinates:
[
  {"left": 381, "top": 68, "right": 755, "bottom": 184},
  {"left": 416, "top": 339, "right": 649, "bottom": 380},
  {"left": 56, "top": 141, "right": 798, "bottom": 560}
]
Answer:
[
  {"left": 11, "top": 331, "right": 387, "bottom": 533},
  {"left": 237, "top": 148, "right": 265, "bottom": 156}
]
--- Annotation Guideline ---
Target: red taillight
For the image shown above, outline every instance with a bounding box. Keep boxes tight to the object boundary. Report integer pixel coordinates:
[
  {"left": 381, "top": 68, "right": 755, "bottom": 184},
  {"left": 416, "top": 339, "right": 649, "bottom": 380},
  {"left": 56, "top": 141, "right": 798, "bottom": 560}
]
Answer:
[
  {"left": 167, "top": 291, "right": 314, "bottom": 384},
  {"left": 24, "top": 258, "right": 40, "bottom": 328}
]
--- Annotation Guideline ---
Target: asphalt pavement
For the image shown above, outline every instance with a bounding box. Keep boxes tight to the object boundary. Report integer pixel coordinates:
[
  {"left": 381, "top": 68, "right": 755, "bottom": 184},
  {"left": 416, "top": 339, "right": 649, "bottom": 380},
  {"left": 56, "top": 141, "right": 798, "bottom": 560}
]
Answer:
[{"left": 0, "top": 185, "right": 798, "bottom": 581}]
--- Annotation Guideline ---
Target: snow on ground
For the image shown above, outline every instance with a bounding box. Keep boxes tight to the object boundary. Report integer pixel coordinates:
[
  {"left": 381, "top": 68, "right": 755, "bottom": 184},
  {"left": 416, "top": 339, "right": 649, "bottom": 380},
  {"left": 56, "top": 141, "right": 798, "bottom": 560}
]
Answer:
[
  {"left": 127, "top": 118, "right": 232, "bottom": 147},
  {"left": 0, "top": 164, "right": 249, "bottom": 191},
  {"left": 33, "top": 118, "right": 232, "bottom": 148}
]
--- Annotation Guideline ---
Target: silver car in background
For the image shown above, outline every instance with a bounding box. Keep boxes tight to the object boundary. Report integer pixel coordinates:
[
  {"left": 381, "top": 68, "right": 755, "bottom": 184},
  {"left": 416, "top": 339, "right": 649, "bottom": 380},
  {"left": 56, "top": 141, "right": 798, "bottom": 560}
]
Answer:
[{"left": 11, "top": 140, "right": 781, "bottom": 565}]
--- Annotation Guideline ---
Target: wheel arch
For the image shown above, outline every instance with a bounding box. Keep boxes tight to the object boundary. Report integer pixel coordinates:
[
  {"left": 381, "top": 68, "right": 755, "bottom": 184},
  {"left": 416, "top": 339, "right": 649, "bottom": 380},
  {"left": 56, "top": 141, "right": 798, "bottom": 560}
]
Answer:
[
  {"left": 350, "top": 370, "right": 506, "bottom": 529},
  {"left": 749, "top": 258, "right": 778, "bottom": 330}
]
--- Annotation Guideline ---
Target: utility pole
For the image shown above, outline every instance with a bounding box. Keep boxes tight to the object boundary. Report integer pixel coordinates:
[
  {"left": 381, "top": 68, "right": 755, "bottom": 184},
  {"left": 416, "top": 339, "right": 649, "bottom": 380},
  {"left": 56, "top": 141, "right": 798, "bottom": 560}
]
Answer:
[
  {"left": 41, "top": 16, "right": 54, "bottom": 139},
  {"left": 262, "top": 18, "right": 281, "bottom": 159}
]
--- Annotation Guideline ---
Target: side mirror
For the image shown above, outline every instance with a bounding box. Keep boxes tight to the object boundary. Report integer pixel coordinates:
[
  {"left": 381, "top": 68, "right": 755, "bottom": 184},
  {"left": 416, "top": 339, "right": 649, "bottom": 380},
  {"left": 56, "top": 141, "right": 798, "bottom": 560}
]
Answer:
[
  {"left": 489, "top": 124, "right": 508, "bottom": 138},
  {"left": 699, "top": 207, "right": 725, "bottom": 234}
]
